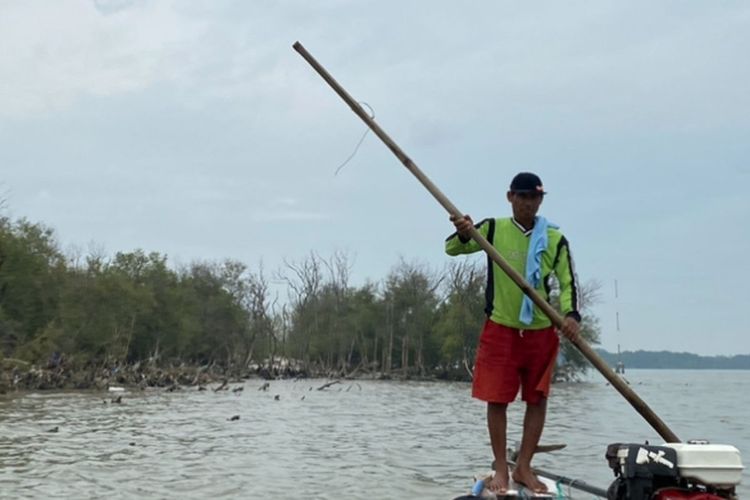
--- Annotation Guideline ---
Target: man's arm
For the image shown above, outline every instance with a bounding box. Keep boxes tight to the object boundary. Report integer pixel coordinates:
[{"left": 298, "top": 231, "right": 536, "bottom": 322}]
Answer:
[
  {"left": 554, "top": 235, "right": 581, "bottom": 339},
  {"left": 445, "top": 216, "right": 492, "bottom": 256}
]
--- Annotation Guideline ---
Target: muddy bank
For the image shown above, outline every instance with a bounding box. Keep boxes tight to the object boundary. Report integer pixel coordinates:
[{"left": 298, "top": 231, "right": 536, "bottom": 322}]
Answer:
[
  {"left": 0, "top": 354, "right": 478, "bottom": 394},
  {"left": 0, "top": 358, "right": 317, "bottom": 394}
]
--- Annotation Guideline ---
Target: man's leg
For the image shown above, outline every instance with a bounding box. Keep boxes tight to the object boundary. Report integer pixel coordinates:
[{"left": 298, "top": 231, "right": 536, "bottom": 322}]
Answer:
[
  {"left": 485, "top": 402, "right": 509, "bottom": 492},
  {"left": 511, "top": 398, "right": 548, "bottom": 492}
]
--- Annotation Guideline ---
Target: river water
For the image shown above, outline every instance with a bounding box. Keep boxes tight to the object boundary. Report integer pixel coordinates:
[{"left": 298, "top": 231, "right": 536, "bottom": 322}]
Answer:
[{"left": 0, "top": 369, "right": 748, "bottom": 499}]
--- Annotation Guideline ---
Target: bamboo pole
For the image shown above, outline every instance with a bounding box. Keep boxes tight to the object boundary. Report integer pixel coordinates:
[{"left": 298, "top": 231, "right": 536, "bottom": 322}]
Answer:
[{"left": 293, "top": 41, "right": 680, "bottom": 444}]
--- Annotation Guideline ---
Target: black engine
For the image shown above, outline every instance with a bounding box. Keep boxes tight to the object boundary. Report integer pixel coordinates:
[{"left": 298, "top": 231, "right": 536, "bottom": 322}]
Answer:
[{"left": 606, "top": 443, "right": 680, "bottom": 500}]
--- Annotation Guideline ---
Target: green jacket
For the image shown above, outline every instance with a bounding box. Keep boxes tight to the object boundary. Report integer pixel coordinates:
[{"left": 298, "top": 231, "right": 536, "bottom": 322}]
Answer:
[{"left": 445, "top": 217, "right": 580, "bottom": 329}]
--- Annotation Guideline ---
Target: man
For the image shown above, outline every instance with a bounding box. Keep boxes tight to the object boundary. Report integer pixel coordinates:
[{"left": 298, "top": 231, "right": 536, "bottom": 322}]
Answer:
[{"left": 445, "top": 172, "right": 580, "bottom": 493}]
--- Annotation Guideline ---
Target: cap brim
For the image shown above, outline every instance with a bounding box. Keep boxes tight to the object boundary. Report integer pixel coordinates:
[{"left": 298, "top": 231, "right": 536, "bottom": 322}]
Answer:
[{"left": 511, "top": 189, "right": 547, "bottom": 194}]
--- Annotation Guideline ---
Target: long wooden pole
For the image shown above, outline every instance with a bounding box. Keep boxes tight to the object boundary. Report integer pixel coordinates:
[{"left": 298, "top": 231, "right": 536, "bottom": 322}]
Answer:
[{"left": 293, "top": 41, "right": 680, "bottom": 444}]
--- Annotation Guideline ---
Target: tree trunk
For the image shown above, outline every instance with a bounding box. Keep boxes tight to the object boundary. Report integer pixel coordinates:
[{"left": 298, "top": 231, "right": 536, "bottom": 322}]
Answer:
[
  {"left": 416, "top": 330, "right": 424, "bottom": 376},
  {"left": 401, "top": 335, "right": 409, "bottom": 374},
  {"left": 346, "top": 337, "right": 355, "bottom": 369},
  {"left": 244, "top": 330, "right": 257, "bottom": 368},
  {"left": 386, "top": 303, "right": 393, "bottom": 374}
]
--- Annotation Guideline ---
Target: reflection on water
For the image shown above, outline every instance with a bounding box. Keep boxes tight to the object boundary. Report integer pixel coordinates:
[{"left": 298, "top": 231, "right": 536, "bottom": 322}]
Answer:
[{"left": 0, "top": 370, "right": 748, "bottom": 499}]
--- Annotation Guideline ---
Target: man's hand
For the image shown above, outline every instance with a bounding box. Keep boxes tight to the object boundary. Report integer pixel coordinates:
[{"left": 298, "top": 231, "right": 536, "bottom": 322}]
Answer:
[
  {"left": 450, "top": 214, "right": 473, "bottom": 240},
  {"left": 559, "top": 316, "right": 580, "bottom": 341}
]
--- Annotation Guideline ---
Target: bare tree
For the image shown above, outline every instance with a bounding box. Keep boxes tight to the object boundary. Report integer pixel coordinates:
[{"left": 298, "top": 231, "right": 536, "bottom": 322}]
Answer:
[
  {"left": 243, "top": 264, "right": 275, "bottom": 369},
  {"left": 276, "top": 253, "right": 323, "bottom": 368}
]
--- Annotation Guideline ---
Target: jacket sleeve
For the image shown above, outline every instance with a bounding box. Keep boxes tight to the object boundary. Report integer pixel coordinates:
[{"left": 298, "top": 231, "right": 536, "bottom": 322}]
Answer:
[
  {"left": 445, "top": 218, "right": 493, "bottom": 256},
  {"left": 553, "top": 235, "right": 582, "bottom": 322}
]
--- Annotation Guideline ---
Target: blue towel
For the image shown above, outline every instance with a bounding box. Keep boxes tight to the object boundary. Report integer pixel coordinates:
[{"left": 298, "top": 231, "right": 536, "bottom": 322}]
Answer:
[{"left": 519, "top": 216, "right": 558, "bottom": 325}]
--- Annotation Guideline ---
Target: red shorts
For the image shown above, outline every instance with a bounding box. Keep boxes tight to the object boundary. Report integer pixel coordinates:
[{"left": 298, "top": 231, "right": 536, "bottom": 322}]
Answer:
[{"left": 472, "top": 319, "right": 559, "bottom": 404}]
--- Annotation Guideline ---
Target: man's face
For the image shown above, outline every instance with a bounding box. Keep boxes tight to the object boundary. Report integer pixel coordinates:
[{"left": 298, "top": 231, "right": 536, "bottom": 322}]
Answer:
[{"left": 507, "top": 191, "right": 544, "bottom": 223}]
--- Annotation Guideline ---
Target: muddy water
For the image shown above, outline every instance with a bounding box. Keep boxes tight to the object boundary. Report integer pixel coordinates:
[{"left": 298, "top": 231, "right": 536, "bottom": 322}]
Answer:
[{"left": 1, "top": 370, "right": 747, "bottom": 499}]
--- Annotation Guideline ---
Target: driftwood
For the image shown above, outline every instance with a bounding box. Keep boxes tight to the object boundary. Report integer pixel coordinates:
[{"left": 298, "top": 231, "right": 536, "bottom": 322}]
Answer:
[
  {"left": 463, "top": 358, "right": 474, "bottom": 379},
  {"left": 316, "top": 380, "right": 340, "bottom": 391}
]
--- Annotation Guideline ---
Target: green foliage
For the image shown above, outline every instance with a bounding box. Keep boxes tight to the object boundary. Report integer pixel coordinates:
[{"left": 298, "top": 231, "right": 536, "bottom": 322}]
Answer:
[
  {"left": 433, "top": 260, "right": 485, "bottom": 370},
  {"left": 381, "top": 259, "right": 441, "bottom": 374},
  {"left": 0, "top": 211, "right": 602, "bottom": 381},
  {"left": 0, "top": 215, "right": 255, "bottom": 367},
  {"left": 0, "top": 217, "right": 65, "bottom": 356}
]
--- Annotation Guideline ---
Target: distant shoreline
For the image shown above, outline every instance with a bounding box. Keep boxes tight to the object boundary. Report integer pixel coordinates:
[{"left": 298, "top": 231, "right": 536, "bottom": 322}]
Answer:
[{"left": 596, "top": 349, "right": 750, "bottom": 370}]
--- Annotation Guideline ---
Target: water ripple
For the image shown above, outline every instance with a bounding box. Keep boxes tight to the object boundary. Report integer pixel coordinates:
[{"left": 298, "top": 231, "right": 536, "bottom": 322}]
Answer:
[{"left": 1, "top": 372, "right": 748, "bottom": 498}]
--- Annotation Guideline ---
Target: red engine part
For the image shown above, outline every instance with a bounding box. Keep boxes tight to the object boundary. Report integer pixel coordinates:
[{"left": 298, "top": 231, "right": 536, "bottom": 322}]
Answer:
[{"left": 653, "top": 488, "right": 726, "bottom": 500}]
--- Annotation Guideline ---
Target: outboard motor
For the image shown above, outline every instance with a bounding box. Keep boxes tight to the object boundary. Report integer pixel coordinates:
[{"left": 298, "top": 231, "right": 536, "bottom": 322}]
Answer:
[
  {"left": 606, "top": 442, "right": 744, "bottom": 500},
  {"left": 606, "top": 443, "right": 680, "bottom": 499}
]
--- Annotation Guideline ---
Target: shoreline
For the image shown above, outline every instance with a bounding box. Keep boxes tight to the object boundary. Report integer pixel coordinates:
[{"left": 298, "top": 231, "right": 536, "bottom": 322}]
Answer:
[{"left": 0, "top": 359, "right": 470, "bottom": 394}]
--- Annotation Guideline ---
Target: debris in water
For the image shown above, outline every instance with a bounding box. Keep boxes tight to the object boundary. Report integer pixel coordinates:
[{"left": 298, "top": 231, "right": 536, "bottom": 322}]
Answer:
[{"left": 316, "top": 380, "right": 340, "bottom": 391}]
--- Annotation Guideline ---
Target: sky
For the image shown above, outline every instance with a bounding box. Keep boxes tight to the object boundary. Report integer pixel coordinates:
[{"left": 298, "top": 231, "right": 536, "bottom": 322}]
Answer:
[{"left": 1, "top": 1, "right": 748, "bottom": 356}]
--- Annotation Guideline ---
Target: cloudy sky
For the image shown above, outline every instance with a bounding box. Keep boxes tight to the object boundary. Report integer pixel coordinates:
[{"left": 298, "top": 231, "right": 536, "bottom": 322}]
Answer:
[{"left": 1, "top": 1, "right": 748, "bottom": 356}]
